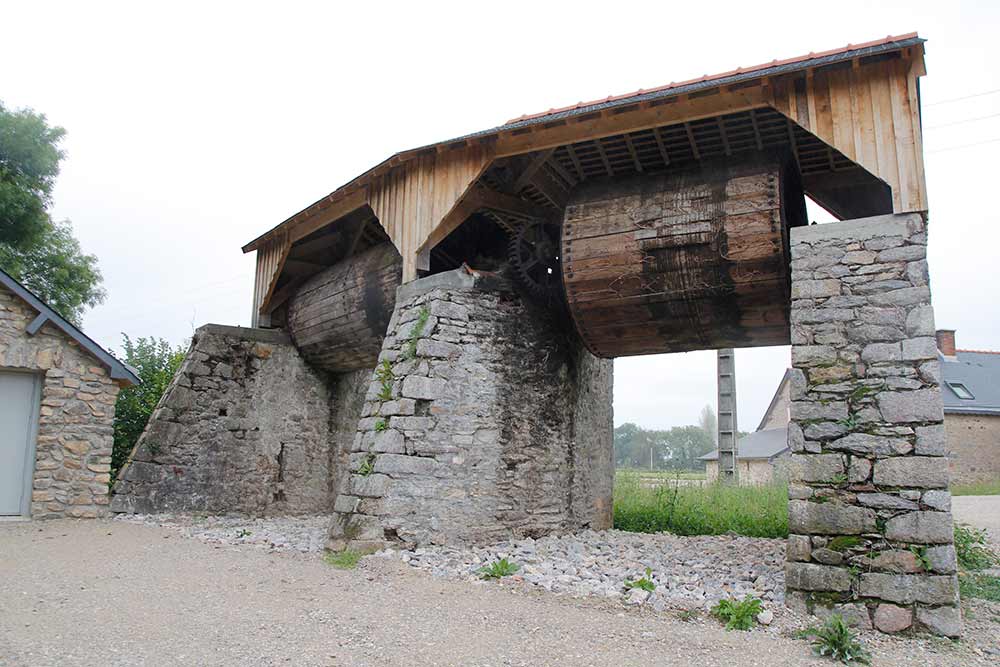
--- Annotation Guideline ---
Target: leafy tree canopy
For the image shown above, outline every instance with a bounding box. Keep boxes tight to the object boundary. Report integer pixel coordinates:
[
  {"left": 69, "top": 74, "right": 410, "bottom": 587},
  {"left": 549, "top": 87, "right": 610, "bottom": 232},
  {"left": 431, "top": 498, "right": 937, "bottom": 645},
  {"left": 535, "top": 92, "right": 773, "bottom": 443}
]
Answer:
[
  {"left": 0, "top": 101, "right": 104, "bottom": 325},
  {"left": 0, "top": 218, "right": 105, "bottom": 325},
  {"left": 0, "top": 101, "right": 65, "bottom": 249},
  {"left": 111, "top": 335, "right": 186, "bottom": 479}
]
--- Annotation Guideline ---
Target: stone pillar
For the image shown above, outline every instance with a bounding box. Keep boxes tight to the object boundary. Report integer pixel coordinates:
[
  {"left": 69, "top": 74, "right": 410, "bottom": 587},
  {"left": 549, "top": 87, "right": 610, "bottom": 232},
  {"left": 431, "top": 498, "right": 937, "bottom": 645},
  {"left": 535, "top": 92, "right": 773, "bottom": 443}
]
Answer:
[
  {"left": 328, "top": 268, "right": 614, "bottom": 553},
  {"left": 784, "top": 213, "right": 960, "bottom": 637}
]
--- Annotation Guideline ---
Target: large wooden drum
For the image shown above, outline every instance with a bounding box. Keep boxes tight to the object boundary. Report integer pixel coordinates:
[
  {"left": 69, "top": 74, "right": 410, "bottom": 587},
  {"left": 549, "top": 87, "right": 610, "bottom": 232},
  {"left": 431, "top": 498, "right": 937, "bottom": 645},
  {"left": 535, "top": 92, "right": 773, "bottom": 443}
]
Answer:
[
  {"left": 287, "top": 243, "right": 402, "bottom": 372},
  {"left": 561, "top": 156, "right": 803, "bottom": 357}
]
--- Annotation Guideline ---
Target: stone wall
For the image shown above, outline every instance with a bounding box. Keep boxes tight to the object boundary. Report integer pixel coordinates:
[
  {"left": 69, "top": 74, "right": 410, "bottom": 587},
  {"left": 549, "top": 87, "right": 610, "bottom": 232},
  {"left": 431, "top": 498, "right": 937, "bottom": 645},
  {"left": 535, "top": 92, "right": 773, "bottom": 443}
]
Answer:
[
  {"left": 785, "top": 213, "right": 961, "bottom": 637},
  {"left": 0, "top": 283, "right": 121, "bottom": 519},
  {"left": 328, "top": 269, "right": 614, "bottom": 552},
  {"left": 945, "top": 413, "right": 1000, "bottom": 485},
  {"left": 112, "top": 325, "right": 366, "bottom": 515}
]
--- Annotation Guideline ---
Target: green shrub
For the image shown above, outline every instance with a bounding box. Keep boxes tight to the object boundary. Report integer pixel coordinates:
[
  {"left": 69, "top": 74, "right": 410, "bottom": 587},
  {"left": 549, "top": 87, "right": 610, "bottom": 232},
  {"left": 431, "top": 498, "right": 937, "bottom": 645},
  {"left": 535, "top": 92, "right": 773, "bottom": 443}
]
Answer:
[
  {"left": 112, "top": 335, "right": 186, "bottom": 481},
  {"left": 624, "top": 567, "right": 656, "bottom": 592},
  {"left": 478, "top": 558, "right": 519, "bottom": 579},
  {"left": 374, "top": 418, "right": 388, "bottom": 432},
  {"left": 954, "top": 523, "right": 1000, "bottom": 570},
  {"left": 711, "top": 596, "right": 763, "bottom": 631},
  {"left": 613, "top": 472, "right": 788, "bottom": 538},
  {"left": 325, "top": 550, "right": 362, "bottom": 570},
  {"left": 798, "top": 614, "right": 871, "bottom": 664}
]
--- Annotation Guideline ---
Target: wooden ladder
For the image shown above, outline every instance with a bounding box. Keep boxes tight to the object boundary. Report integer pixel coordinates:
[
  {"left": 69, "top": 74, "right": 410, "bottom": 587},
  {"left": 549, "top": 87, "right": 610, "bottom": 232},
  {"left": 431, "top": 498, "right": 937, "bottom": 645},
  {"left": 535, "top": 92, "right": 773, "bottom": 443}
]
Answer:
[{"left": 716, "top": 348, "right": 739, "bottom": 483}]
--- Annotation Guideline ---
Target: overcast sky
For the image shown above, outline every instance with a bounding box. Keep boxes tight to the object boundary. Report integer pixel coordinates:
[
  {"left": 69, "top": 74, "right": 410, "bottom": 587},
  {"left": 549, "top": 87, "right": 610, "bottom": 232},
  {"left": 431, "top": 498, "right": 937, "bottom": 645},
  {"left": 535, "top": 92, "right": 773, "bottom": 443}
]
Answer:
[{"left": 5, "top": 1, "right": 998, "bottom": 431}]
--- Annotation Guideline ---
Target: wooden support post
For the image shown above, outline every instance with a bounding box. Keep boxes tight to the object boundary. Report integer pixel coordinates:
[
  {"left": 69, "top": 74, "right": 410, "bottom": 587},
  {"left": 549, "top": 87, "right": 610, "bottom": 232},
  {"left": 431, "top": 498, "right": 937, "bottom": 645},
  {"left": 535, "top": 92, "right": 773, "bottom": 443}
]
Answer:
[{"left": 717, "top": 348, "right": 739, "bottom": 483}]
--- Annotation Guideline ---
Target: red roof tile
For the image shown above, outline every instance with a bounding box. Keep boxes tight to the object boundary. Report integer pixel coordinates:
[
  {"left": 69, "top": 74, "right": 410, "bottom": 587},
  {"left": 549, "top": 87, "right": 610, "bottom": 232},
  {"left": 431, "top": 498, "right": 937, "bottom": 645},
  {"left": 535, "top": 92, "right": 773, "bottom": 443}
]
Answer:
[{"left": 505, "top": 32, "right": 919, "bottom": 125}]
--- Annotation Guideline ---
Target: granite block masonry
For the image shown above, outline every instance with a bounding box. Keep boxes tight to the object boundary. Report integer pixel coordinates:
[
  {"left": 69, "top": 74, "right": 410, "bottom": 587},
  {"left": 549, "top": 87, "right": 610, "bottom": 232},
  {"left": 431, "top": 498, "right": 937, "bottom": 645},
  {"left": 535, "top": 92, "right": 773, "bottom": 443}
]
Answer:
[
  {"left": 785, "top": 213, "right": 961, "bottom": 637},
  {"left": 112, "top": 325, "right": 369, "bottom": 515},
  {"left": 327, "top": 269, "right": 614, "bottom": 553}
]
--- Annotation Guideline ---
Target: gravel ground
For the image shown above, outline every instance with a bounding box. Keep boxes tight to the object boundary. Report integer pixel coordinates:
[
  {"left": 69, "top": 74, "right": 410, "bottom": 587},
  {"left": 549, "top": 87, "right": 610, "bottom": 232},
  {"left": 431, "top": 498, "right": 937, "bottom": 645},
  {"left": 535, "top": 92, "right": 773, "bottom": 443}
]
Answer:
[
  {"left": 389, "top": 531, "right": 785, "bottom": 610},
  {"left": 3, "top": 519, "right": 999, "bottom": 666}
]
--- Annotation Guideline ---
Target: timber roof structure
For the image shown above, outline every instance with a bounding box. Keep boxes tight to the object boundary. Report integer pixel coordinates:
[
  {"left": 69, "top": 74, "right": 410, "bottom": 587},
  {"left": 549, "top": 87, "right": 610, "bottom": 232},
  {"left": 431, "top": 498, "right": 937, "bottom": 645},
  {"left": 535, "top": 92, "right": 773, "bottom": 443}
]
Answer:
[{"left": 244, "top": 32, "right": 929, "bottom": 327}]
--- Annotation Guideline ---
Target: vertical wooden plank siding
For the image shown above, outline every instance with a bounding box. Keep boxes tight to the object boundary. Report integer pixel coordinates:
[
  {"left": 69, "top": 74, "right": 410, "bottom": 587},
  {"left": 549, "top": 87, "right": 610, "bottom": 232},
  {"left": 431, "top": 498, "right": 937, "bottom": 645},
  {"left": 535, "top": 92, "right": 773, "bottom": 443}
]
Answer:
[
  {"left": 771, "top": 56, "right": 926, "bottom": 214},
  {"left": 251, "top": 231, "right": 288, "bottom": 326},
  {"left": 370, "top": 143, "right": 493, "bottom": 281}
]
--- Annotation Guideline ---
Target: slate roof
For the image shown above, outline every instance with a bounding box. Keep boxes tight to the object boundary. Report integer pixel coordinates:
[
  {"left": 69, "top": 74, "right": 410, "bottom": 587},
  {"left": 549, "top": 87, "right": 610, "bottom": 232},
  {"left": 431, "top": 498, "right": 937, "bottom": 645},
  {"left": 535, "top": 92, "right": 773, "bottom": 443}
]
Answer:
[
  {"left": 941, "top": 351, "right": 1000, "bottom": 416},
  {"left": 0, "top": 268, "right": 139, "bottom": 386},
  {"left": 699, "top": 427, "right": 789, "bottom": 461}
]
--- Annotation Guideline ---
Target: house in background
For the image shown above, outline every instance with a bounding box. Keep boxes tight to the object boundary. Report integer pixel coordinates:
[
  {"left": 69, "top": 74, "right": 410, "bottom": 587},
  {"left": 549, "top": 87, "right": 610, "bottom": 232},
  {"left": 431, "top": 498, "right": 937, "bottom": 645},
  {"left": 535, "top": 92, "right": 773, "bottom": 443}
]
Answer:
[
  {"left": 0, "top": 269, "right": 138, "bottom": 519},
  {"left": 700, "top": 369, "right": 792, "bottom": 484},
  {"left": 710, "top": 329, "right": 1000, "bottom": 487},
  {"left": 936, "top": 329, "right": 1000, "bottom": 484}
]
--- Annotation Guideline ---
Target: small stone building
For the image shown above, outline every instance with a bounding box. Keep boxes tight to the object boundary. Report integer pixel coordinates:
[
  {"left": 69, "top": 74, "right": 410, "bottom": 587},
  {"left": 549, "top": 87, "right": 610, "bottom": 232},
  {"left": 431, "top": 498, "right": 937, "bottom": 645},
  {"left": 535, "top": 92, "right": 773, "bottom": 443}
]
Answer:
[{"left": 0, "top": 268, "right": 138, "bottom": 519}]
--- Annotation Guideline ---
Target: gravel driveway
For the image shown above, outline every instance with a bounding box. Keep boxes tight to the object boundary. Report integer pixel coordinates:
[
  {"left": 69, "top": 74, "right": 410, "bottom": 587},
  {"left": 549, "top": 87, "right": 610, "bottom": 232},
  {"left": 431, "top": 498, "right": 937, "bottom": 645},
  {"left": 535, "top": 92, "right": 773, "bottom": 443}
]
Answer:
[{"left": 1, "top": 520, "right": 997, "bottom": 666}]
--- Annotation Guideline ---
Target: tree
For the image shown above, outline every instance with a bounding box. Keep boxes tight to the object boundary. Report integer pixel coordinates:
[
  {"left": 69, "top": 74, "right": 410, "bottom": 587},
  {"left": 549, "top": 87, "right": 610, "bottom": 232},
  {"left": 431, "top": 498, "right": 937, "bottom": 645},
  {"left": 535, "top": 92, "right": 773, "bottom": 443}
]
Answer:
[
  {"left": 0, "top": 218, "right": 105, "bottom": 325},
  {"left": 698, "top": 404, "right": 718, "bottom": 445},
  {"left": 0, "top": 101, "right": 64, "bottom": 249},
  {"left": 0, "top": 101, "right": 104, "bottom": 325},
  {"left": 111, "top": 335, "right": 186, "bottom": 480}
]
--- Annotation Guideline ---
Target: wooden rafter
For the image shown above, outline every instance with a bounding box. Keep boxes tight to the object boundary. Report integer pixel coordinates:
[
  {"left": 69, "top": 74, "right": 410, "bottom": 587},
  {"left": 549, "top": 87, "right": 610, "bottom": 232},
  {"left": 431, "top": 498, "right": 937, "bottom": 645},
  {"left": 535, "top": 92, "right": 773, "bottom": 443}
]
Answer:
[
  {"left": 623, "top": 134, "right": 643, "bottom": 172},
  {"left": 652, "top": 127, "right": 671, "bottom": 166},
  {"left": 594, "top": 139, "right": 614, "bottom": 176},
  {"left": 565, "top": 144, "right": 585, "bottom": 180},
  {"left": 684, "top": 122, "right": 701, "bottom": 160}
]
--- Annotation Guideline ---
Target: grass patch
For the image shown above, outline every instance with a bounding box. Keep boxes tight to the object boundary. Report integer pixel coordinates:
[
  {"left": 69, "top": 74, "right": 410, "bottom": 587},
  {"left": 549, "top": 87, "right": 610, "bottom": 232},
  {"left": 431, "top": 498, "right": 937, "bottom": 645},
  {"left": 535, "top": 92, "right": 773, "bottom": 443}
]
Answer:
[
  {"left": 613, "top": 472, "right": 788, "bottom": 538},
  {"left": 960, "top": 572, "right": 1000, "bottom": 602},
  {"left": 325, "top": 550, "right": 363, "bottom": 570},
  {"left": 616, "top": 469, "right": 707, "bottom": 481},
  {"left": 952, "top": 479, "right": 1000, "bottom": 496}
]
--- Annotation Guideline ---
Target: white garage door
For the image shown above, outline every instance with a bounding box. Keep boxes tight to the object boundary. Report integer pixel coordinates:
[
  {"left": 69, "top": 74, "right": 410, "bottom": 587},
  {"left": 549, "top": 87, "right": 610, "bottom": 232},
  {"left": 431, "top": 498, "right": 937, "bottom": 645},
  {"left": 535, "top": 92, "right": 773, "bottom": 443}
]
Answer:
[{"left": 0, "top": 371, "right": 41, "bottom": 516}]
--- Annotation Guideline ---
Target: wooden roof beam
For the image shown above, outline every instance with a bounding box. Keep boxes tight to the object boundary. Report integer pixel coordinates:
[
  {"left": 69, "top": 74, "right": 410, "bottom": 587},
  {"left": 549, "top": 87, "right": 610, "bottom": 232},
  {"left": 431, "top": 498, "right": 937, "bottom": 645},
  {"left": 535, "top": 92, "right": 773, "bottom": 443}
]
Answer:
[{"left": 623, "top": 134, "right": 644, "bottom": 171}]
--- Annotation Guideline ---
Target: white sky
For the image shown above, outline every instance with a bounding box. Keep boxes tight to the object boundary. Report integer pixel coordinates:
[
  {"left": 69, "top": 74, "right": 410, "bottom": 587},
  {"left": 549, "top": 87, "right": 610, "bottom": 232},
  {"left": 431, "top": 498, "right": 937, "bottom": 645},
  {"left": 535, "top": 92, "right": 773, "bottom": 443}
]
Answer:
[{"left": 5, "top": 1, "right": 998, "bottom": 431}]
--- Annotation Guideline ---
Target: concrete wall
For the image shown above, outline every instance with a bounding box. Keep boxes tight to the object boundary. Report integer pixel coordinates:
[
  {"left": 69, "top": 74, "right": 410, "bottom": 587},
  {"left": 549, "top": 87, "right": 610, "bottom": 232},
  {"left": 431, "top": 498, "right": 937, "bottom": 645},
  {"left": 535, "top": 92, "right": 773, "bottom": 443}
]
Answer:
[
  {"left": 112, "top": 325, "right": 366, "bottom": 516},
  {"left": 945, "top": 413, "right": 1000, "bottom": 485},
  {"left": 328, "top": 269, "right": 614, "bottom": 552},
  {"left": 0, "top": 283, "right": 121, "bottom": 519},
  {"left": 785, "top": 213, "right": 960, "bottom": 638},
  {"left": 760, "top": 380, "right": 791, "bottom": 431}
]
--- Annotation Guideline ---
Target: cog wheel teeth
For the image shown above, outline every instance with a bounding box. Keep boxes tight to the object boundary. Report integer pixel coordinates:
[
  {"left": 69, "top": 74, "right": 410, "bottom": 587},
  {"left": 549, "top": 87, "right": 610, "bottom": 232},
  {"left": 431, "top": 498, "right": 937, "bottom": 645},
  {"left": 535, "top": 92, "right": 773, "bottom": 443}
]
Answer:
[{"left": 508, "top": 219, "right": 563, "bottom": 299}]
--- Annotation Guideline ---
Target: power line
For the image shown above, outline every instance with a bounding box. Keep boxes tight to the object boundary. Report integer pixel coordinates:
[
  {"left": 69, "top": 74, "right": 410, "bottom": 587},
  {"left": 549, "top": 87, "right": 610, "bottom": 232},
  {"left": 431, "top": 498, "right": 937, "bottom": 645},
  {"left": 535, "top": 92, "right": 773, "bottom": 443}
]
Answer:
[
  {"left": 924, "top": 88, "right": 1000, "bottom": 107},
  {"left": 925, "top": 111, "right": 1000, "bottom": 130},
  {"left": 926, "top": 137, "right": 1000, "bottom": 154}
]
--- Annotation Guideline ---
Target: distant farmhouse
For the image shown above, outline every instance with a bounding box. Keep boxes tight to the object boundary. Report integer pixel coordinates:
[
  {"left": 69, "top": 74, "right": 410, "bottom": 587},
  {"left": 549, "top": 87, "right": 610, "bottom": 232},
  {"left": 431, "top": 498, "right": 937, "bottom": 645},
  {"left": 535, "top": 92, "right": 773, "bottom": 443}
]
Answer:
[
  {"left": 935, "top": 329, "right": 1000, "bottom": 484},
  {"left": 700, "top": 370, "right": 792, "bottom": 485},
  {"left": 701, "top": 329, "right": 1000, "bottom": 485}
]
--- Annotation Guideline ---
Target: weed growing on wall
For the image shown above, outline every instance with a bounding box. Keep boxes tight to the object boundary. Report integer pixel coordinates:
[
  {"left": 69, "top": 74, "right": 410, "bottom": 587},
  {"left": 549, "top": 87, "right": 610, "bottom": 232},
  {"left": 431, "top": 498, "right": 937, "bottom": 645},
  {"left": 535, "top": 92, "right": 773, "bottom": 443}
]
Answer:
[
  {"left": 375, "top": 359, "right": 395, "bottom": 401},
  {"left": 358, "top": 454, "right": 377, "bottom": 477},
  {"left": 403, "top": 306, "right": 430, "bottom": 360}
]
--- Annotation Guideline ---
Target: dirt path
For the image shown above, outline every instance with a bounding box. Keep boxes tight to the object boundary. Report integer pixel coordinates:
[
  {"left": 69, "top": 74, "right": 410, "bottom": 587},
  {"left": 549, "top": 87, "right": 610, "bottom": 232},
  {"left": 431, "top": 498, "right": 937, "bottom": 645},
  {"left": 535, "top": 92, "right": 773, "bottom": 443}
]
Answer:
[{"left": 0, "top": 520, "right": 995, "bottom": 666}]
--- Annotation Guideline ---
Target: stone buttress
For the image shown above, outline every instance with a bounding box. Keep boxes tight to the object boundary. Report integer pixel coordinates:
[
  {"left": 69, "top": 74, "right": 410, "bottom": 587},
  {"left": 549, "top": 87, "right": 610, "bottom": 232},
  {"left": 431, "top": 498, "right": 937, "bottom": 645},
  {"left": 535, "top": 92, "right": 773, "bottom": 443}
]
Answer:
[{"left": 328, "top": 269, "right": 614, "bottom": 552}]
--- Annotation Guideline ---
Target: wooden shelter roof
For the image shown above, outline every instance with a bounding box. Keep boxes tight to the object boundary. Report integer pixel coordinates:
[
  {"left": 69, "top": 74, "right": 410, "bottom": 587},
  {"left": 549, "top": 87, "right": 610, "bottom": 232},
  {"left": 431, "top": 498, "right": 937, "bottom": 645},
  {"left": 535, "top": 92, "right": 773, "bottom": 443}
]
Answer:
[{"left": 242, "top": 32, "right": 922, "bottom": 254}]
